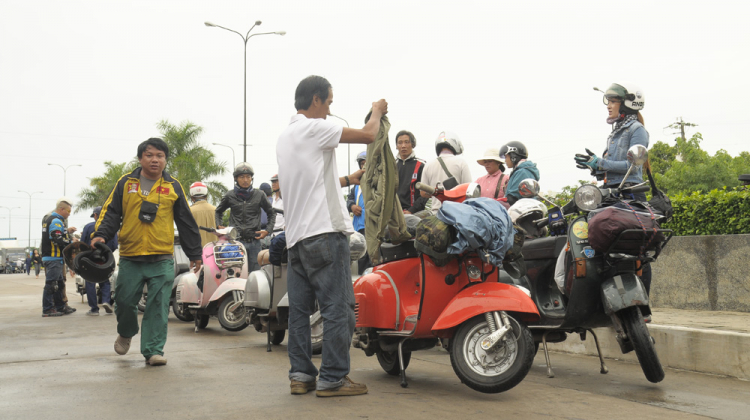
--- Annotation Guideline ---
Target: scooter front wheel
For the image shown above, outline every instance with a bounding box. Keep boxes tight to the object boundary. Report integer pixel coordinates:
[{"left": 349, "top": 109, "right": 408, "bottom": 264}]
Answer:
[
  {"left": 450, "top": 314, "right": 535, "bottom": 394},
  {"left": 620, "top": 306, "right": 665, "bottom": 383},
  {"left": 218, "top": 297, "right": 249, "bottom": 332}
]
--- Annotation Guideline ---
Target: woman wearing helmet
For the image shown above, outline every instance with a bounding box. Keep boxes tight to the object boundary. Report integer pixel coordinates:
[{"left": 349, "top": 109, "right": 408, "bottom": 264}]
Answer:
[
  {"left": 214, "top": 162, "right": 276, "bottom": 271},
  {"left": 501, "top": 141, "right": 539, "bottom": 206},
  {"left": 575, "top": 83, "right": 653, "bottom": 303},
  {"left": 575, "top": 83, "right": 648, "bottom": 190}
]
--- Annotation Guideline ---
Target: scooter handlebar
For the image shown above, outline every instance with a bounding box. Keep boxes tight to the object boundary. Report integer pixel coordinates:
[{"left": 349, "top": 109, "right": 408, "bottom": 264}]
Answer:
[
  {"left": 621, "top": 184, "right": 651, "bottom": 194},
  {"left": 199, "top": 226, "right": 216, "bottom": 233},
  {"left": 415, "top": 182, "right": 436, "bottom": 195}
]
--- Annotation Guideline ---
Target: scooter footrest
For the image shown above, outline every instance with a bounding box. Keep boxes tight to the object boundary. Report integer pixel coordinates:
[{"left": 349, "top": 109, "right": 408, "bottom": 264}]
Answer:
[
  {"left": 377, "top": 315, "right": 418, "bottom": 337},
  {"left": 188, "top": 305, "right": 201, "bottom": 309}
]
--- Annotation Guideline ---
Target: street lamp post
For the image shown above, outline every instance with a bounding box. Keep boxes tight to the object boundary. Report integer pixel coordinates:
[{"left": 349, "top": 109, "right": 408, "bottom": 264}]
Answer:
[
  {"left": 329, "top": 114, "right": 351, "bottom": 192},
  {"left": 212, "top": 142, "right": 237, "bottom": 168},
  {"left": 18, "top": 190, "right": 43, "bottom": 248},
  {"left": 47, "top": 163, "right": 82, "bottom": 196},
  {"left": 205, "top": 20, "right": 285, "bottom": 162},
  {"left": 0, "top": 206, "right": 20, "bottom": 237}
]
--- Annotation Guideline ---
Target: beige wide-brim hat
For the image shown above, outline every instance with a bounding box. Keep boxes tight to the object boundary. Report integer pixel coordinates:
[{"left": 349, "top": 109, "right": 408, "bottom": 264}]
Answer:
[{"left": 477, "top": 148, "right": 503, "bottom": 164}]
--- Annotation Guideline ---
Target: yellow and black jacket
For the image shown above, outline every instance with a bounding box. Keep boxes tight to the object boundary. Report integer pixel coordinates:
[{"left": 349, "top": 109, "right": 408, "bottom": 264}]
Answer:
[{"left": 94, "top": 168, "right": 202, "bottom": 260}]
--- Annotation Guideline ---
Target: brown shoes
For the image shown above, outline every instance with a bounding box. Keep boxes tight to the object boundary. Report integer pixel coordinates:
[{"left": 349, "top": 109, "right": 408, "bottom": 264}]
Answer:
[
  {"left": 290, "top": 380, "right": 317, "bottom": 395},
  {"left": 146, "top": 355, "right": 168, "bottom": 366},
  {"left": 315, "top": 376, "right": 368, "bottom": 397}
]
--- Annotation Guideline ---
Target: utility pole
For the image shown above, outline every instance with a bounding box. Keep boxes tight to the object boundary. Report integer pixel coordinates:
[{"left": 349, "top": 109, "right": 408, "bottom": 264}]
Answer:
[{"left": 665, "top": 117, "right": 698, "bottom": 141}]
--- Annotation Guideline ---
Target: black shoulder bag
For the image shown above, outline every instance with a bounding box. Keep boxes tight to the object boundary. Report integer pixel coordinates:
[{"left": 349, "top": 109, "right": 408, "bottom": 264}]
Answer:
[{"left": 645, "top": 164, "right": 673, "bottom": 223}]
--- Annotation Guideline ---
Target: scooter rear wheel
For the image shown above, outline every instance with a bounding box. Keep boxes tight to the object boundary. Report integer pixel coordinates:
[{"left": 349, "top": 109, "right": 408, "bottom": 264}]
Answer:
[
  {"left": 450, "top": 314, "right": 535, "bottom": 394},
  {"left": 310, "top": 310, "right": 323, "bottom": 355},
  {"left": 621, "top": 306, "right": 665, "bottom": 383},
  {"left": 172, "top": 298, "right": 194, "bottom": 322},
  {"left": 376, "top": 350, "right": 412, "bottom": 376}
]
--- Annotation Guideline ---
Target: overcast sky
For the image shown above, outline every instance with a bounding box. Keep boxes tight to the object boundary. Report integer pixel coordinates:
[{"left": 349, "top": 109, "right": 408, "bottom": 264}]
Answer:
[{"left": 1, "top": 0, "right": 748, "bottom": 247}]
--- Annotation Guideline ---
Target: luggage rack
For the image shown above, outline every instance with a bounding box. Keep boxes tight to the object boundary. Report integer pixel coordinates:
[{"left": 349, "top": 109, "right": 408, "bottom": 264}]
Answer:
[
  {"left": 213, "top": 243, "right": 246, "bottom": 269},
  {"left": 605, "top": 228, "right": 674, "bottom": 261}
]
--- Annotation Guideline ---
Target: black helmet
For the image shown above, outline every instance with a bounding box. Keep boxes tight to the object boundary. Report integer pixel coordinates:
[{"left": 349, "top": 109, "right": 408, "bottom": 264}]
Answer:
[
  {"left": 499, "top": 141, "right": 528, "bottom": 166},
  {"left": 233, "top": 162, "right": 254, "bottom": 180},
  {"left": 62, "top": 242, "right": 92, "bottom": 269},
  {"left": 74, "top": 242, "right": 116, "bottom": 284}
]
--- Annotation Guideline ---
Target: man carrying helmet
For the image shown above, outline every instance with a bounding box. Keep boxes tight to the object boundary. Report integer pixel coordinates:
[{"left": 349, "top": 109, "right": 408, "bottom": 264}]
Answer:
[
  {"left": 501, "top": 141, "right": 539, "bottom": 206},
  {"left": 189, "top": 181, "right": 216, "bottom": 248},
  {"left": 420, "top": 131, "right": 473, "bottom": 212},
  {"left": 40, "top": 197, "right": 77, "bottom": 317},
  {"left": 80, "top": 206, "right": 119, "bottom": 316},
  {"left": 346, "top": 151, "right": 370, "bottom": 274},
  {"left": 92, "top": 137, "right": 203, "bottom": 366},
  {"left": 215, "top": 162, "right": 276, "bottom": 272},
  {"left": 394, "top": 130, "right": 428, "bottom": 214}
]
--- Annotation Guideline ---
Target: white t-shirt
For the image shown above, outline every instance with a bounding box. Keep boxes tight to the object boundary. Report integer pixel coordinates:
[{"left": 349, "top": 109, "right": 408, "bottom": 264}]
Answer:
[
  {"left": 277, "top": 114, "right": 353, "bottom": 248},
  {"left": 272, "top": 195, "right": 284, "bottom": 231},
  {"left": 421, "top": 152, "right": 473, "bottom": 213}
]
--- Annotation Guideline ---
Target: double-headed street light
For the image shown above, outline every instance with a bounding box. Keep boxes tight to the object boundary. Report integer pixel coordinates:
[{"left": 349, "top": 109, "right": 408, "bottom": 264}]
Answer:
[
  {"left": 47, "top": 163, "right": 82, "bottom": 196},
  {"left": 18, "top": 190, "right": 43, "bottom": 248},
  {"left": 205, "top": 20, "right": 286, "bottom": 162},
  {"left": 212, "top": 142, "right": 237, "bottom": 168},
  {"left": 0, "top": 206, "right": 21, "bottom": 237}
]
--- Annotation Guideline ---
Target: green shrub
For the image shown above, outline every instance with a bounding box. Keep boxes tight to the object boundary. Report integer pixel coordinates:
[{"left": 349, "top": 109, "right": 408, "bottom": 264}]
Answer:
[{"left": 663, "top": 188, "right": 750, "bottom": 236}]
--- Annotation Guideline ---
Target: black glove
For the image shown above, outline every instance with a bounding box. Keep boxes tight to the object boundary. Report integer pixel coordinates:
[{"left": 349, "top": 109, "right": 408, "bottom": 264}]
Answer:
[{"left": 574, "top": 148, "right": 599, "bottom": 175}]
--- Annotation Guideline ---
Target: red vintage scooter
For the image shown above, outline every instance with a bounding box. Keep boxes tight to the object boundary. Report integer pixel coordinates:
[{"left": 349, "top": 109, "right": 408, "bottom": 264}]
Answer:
[{"left": 352, "top": 180, "right": 540, "bottom": 394}]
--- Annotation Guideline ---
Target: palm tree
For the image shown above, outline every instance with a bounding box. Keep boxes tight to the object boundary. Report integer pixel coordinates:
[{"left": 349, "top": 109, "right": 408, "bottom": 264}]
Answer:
[
  {"left": 158, "top": 119, "right": 228, "bottom": 204},
  {"left": 77, "top": 161, "right": 137, "bottom": 213},
  {"left": 75, "top": 120, "right": 229, "bottom": 213}
]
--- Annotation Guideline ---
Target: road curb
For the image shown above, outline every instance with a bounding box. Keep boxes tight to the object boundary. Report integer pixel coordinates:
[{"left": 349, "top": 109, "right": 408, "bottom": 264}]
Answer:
[{"left": 546, "top": 325, "right": 750, "bottom": 380}]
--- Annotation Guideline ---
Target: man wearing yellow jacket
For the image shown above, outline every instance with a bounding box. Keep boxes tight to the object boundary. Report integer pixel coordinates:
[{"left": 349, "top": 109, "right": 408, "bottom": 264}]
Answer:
[{"left": 92, "top": 138, "right": 202, "bottom": 366}]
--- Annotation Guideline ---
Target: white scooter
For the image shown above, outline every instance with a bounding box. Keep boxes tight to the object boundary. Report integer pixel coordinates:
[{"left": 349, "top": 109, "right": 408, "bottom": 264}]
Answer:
[{"left": 175, "top": 226, "right": 250, "bottom": 332}]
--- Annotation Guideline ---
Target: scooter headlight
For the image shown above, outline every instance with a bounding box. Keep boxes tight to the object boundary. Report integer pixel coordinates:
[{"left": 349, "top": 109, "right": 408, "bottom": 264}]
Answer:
[{"left": 574, "top": 184, "right": 602, "bottom": 211}]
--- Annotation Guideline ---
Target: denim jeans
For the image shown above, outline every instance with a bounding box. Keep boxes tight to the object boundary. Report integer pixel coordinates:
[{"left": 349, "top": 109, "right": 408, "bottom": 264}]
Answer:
[
  {"left": 86, "top": 280, "right": 111, "bottom": 312},
  {"left": 287, "top": 232, "right": 355, "bottom": 390},
  {"left": 42, "top": 260, "right": 65, "bottom": 312},
  {"left": 242, "top": 239, "right": 261, "bottom": 272}
]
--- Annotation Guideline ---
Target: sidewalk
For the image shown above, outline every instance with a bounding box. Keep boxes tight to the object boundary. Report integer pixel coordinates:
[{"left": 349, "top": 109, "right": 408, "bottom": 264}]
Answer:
[{"left": 546, "top": 307, "right": 750, "bottom": 380}]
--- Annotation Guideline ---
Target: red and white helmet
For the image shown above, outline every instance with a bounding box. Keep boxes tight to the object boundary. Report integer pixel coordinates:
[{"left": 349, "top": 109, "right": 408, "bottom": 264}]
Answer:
[{"left": 189, "top": 181, "right": 208, "bottom": 197}]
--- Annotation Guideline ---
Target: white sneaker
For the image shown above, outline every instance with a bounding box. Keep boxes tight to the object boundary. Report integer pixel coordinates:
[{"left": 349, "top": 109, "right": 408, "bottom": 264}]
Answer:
[
  {"left": 101, "top": 302, "right": 113, "bottom": 314},
  {"left": 114, "top": 335, "right": 131, "bottom": 355},
  {"left": 85, "top": 310, "right": 100, "bottom": 316}
]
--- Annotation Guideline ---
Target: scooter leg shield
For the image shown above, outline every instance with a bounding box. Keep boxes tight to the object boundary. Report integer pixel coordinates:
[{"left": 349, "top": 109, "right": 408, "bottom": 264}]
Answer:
[{"left": 600, "top": 273, "right": 650, "bottom": 316}]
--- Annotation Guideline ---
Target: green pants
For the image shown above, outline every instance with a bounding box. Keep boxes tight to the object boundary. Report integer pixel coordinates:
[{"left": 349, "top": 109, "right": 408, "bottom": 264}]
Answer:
[{"left": 115, "top": 259, "right": 174, "bottom": 359}]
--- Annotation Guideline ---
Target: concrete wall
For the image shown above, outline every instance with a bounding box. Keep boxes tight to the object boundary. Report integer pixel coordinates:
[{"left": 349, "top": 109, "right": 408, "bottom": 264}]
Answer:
[{"left": 650, "top": 234, "right": 750, "bottom": 312}]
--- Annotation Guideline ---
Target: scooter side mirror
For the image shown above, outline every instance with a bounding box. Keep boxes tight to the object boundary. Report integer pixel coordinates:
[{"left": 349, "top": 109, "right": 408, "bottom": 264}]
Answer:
[
  {"left": 518, "top": 179, "right": 540, "bottom": 198},
  {"left": 627, "top": 144, "right": 648, "bottom": 167},
  {"left": 465, "top": 182, "right": 482, "bottom": 199},
  {"left": 618, "top": 145, "right": 649, "bottom": 189}
]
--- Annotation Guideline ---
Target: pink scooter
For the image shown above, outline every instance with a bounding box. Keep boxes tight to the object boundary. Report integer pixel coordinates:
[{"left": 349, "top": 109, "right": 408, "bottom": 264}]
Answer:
[{"left": 175, "top": 226, "right": 250, "bottom": 332}]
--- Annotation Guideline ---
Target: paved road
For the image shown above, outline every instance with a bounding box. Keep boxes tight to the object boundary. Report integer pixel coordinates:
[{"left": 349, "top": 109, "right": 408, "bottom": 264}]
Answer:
[{"left": 1, "top": 273, "right": 748, "bottom": 420}]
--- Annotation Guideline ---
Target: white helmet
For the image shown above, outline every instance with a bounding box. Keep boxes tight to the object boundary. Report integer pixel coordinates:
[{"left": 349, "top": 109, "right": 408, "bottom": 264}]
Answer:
[
  {"left": 508, "top": 198, "right": 548, "bottom": 238},
  {"left": 434, "top": 131, "right": 464, "bottom": 156},
  {"left": 604, "top": 82, "right": 644, "bottom": 112},
  {"left": 189, "top": 181, "right": 208, "bottom": 197}
]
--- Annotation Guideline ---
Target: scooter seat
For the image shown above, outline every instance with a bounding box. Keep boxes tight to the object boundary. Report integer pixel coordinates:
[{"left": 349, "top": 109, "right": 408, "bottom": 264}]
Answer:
[
  {"left": 380, "top": 240, "right": 417, "bottom": 263},
  {"left": 175, "top": 263, "right": 190, "bottom": 276},
  {"left": 521, "top": 236, "right": 568, "bottom": 260}
]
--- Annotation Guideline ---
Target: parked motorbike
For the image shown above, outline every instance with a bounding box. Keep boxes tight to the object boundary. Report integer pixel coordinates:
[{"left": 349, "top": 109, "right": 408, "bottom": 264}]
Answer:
[
  {"left": 75, "top": 268, "right": 117, "bottom": 304},
  {"left": 351, "top": 180, "right": 540, "bottom": 394},
  {"left": 244, "top": 231, "right": 365, "bottom": 353},
  {"left": 175, "top": 226, "right": 249, "bottom": 332},
  {"left": 506, "top": 144, "right": 671, "bottom": 383}
]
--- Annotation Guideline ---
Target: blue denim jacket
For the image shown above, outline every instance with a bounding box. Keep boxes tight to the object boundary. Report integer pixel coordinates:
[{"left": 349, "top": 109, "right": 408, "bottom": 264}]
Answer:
[{"left": 598, "top": 119, "right": 649, "bottom": 185}]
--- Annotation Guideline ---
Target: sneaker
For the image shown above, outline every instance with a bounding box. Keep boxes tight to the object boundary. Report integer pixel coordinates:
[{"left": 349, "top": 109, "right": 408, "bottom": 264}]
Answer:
[
  {"left": 101, "top": 302, "right": 113, "bottom": 314},
  {"left": 114, "top": 335, "right": 131, "bottom": 355},
  {"left": 290, "top": 380, "right": 317, "bottom": 395},
  {"left": 316, "top": 376, "right": 368, "bottom": 397},
  {"left": 86, "top": 310, "right": 100, "bottom": 316},
  {"left": 61, "top": 305, "right": 76, "bottom": 315},
  {"left": 42, "top": 309, "right": 63, "bottom": 317},
  {"left": 146, "top": 355, "right": 167, "bottom": 366}
]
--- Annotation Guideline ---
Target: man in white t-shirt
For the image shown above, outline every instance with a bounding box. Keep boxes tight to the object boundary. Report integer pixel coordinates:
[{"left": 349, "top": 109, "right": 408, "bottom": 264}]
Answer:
[
  {"left": 420, "top": 130, "right": 473, "bottom": 213},
  {"left": 277, "top": 75, "right": 387, "bottom": 398}
]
